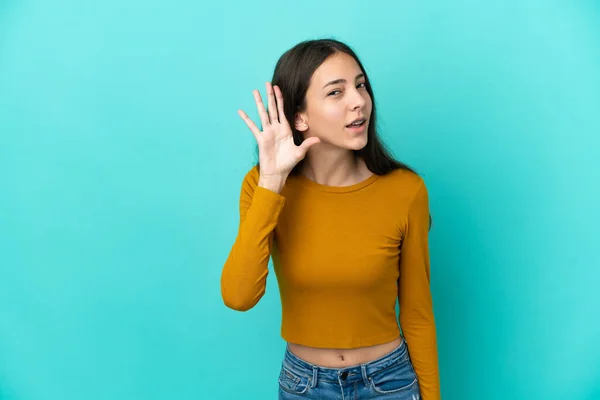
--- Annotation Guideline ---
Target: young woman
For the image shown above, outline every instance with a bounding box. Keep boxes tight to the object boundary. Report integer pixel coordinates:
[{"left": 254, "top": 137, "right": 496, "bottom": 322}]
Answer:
[{"left": 221, "top": 39, "right": 440, "bottom": 400}]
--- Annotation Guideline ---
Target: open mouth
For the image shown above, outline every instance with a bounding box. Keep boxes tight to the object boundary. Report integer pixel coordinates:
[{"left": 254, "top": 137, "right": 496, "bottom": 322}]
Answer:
[{"left": 346, "top": 118, "right": 366, "bottom": 128}]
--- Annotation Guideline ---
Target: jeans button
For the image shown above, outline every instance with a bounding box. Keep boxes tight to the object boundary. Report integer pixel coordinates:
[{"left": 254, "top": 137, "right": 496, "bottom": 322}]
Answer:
[{"left": 340, "top": 371, "right": 348, "bottom": 380}]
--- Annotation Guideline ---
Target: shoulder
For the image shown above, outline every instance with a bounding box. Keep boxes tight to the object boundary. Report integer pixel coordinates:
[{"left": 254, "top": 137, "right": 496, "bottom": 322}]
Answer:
[
  {"left": 236, "top": 164, "right": 261, "bottom": 199},
  {"left": 379, "top": 168, "right": 427, "bottom": 201},
  {"left": 242, "top": 164, "right": 260, "bottom": 186},
  {"left": 380, "top": 169, "right": 430, "bottom": 229}
]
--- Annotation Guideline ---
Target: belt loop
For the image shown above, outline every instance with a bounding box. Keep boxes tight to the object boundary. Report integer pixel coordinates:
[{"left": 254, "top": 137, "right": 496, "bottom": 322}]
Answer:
[
  {"left": 361, "top": 364, "right": 370, "bottom": 387},
  {"left": 311, "top": 365, "right": 318, "bottom": 388}
]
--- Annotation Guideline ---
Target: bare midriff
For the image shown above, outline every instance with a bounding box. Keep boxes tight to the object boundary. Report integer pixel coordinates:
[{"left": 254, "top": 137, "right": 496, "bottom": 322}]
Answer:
[{"left": 287, "top": 336, "right": 402, "bottom": 368}]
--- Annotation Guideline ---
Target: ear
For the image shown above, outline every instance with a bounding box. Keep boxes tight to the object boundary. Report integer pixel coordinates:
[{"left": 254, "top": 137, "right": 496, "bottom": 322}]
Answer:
[{"left": 294, "top": 113, "right": 309, "bottom": 132}]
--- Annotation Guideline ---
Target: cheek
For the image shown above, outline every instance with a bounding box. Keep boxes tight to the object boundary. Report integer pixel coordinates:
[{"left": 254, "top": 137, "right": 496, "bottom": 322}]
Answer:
[
  {"left": 320, "top": 104, "right": 345, "bottom": 125},
  {"left": 364, "top": 94, "right": 373, "bottom": 114}
]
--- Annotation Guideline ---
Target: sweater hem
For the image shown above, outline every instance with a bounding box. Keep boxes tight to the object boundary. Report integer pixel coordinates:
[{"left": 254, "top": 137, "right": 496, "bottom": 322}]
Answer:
[{"left": 281, "top": 328, "right": 401, "bottom": 349}]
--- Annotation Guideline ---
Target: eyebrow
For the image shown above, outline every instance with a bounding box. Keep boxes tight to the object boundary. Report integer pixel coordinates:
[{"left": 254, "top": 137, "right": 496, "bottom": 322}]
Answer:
[{"left": 322, "top": 73, "right": 365, "bottom": 89}]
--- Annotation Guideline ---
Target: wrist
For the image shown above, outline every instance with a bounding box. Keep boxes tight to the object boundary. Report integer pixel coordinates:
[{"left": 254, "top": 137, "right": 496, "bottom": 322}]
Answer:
[{"left": 258, "top": 174, "right": 288, "bottom": 194}]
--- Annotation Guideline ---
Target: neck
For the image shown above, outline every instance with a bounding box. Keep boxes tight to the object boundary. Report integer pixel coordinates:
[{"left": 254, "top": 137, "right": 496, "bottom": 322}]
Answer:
[{"left": 301, "top": 147, "right": 367, "bottom": 187}]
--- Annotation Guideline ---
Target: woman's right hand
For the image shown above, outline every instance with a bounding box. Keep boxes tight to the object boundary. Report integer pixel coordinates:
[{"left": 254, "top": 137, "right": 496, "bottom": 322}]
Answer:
[{"left": 238, "top": 82, "right": 320, "bottom": 187}]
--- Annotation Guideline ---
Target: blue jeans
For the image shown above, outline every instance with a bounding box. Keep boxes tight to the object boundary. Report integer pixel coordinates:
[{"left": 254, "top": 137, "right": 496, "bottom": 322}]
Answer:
[{"left": 278, "top": 337, "right": 421, "bottom": 399}]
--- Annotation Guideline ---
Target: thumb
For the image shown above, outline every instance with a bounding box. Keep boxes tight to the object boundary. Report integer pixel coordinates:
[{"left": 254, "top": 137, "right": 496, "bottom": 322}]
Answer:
[{"left": 296, "top": 137, "right": 321, "bottom": 158}]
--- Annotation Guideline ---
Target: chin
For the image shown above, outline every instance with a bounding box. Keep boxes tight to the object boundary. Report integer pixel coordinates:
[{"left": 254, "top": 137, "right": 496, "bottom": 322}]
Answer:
[{"left": 348, "top": 134, "right": 368, "bottom": 150}]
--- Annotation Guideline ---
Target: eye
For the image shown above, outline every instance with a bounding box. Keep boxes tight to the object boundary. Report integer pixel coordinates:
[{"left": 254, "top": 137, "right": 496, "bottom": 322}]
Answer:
[{"left": 328, "top": 82, "right": 366, "bottom": 97}]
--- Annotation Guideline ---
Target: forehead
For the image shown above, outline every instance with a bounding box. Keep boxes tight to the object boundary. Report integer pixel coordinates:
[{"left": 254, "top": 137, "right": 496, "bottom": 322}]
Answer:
[{"left": 310, "top": 52, "right": 363, "bottom": 86}]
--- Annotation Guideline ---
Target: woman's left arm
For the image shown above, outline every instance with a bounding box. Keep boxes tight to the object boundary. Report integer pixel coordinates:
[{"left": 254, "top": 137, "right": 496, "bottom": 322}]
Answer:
[{"left": 398, "top": 179, "right": 441, "bottom": 400}]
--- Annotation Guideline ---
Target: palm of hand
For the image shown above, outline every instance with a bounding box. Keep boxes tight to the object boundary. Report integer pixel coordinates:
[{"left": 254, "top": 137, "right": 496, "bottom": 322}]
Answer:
[{"left": 237, "top": 82, "right": 320, "bottom": 178}]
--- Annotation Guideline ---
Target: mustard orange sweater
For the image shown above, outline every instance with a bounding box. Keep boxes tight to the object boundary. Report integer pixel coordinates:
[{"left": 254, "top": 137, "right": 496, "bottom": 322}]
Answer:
[{"left": 221, "top": 165, "right": 440, "bottom": 399}]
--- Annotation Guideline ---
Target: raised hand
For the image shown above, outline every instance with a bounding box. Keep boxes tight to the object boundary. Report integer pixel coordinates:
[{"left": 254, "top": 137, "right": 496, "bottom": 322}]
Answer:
[{"left": 238, "top": 82, "right": 320, "bottom": 187}]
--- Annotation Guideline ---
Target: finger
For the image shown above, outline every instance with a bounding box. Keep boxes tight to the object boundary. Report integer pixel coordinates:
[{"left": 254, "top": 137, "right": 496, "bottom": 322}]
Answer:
[
  {"left": 296, "top": 137, "right": 321, "bottom": 158},
  {"left": 266, "top": 82, "right": 279, "bottom": 124},
  {"left": 274, "top": 85, "right": 287, "bottom": 126},
  {"left": 238, "top": 109, "right": 261, "bottom": 141},
  {"left": 253, "top": 89, "right": 270, "bottom": 127}
]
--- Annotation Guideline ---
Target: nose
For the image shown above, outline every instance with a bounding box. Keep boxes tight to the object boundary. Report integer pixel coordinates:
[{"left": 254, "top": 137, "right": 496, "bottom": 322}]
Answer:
[{"left": 348, "top": 87, "right": 366, "bottom": 110}]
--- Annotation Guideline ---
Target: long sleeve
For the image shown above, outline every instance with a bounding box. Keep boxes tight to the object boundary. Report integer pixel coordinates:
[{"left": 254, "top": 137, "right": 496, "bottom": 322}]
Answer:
[
  {"left": 398, "top": 179, "right": 441, "bottom": 400},
  {"left": 221, "top": 166, "right": 286, "bottom": 311}
]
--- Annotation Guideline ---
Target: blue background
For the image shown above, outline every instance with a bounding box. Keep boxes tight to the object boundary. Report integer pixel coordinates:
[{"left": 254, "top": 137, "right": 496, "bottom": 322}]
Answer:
[{"left": 1, "top": 1, "right": 599, "bottom": 399}]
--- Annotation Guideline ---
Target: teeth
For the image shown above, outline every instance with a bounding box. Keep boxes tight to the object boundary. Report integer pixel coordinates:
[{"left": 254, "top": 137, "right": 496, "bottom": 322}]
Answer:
[{"left": 350, "top": 119, "right": 364, "bottom": 126}]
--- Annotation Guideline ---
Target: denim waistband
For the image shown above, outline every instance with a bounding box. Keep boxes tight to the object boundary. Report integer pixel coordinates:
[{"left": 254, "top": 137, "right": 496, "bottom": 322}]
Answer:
[{"left": 282, "top": 336, "right": 407, "bottom": 385}]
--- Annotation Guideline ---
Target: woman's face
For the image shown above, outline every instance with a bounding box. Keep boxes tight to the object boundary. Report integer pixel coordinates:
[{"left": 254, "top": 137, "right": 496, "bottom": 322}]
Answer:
[{"left": 295, "top": 52, "right": 372, "bottom": 151}]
